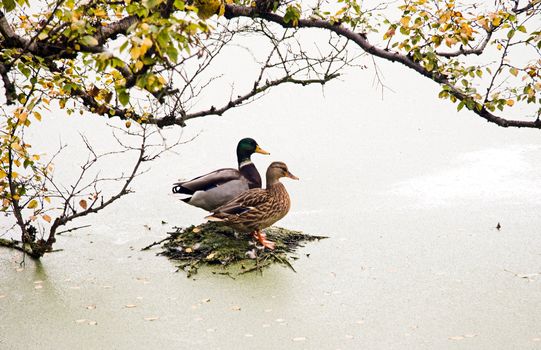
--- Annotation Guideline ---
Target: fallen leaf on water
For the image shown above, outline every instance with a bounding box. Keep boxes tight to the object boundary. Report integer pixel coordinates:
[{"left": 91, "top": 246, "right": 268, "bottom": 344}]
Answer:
[
  {"left": 88, "top": 321, "right": 97, "bottom": 326},
  {"left": 75, "top": 319, "right": 87, "bottom": 324},
  {"left": 292, "top": 337, "right": 306, "bottom": 342},
  {"left": 449, "top": 336, "right": 464, "bottom": 340},
  {"left": 244, "top": 334, "right": 254, "bottom": 337},
  {"left": 201, "top": 298, "right": 211, "bottom": 303},
  {"left": 86, "top": 305, "right": 96, "bottom": 310},
  {"left": 34, "top": 285, "right": 43, "bottom": 290},
  {"left": 464, "top": 334, "right": 478, "bottom": 338},
  {"left": 231, "top": 305, "right": 241, "bottom": 311},
  {"left": 144, "top": 316, "right": 159, "bottom": 321},
  {"left": 125, "top": 304, "right": 137, "bottom": 308},
  {"left": 33, "top": 280, "right": 43, "bottom": 284}
]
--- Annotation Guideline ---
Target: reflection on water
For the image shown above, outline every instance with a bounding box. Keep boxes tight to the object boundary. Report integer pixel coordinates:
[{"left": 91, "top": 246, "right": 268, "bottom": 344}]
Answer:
[{"left": 390, "top": 145, "right": 541, "bottom": 208}]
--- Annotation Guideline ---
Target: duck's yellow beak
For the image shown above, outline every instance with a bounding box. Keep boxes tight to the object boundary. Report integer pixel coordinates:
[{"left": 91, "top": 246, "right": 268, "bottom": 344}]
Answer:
[
  {"left": 254, "top": 145, "right": 270, "bottom": 155},
  {"left": 286, "top": 171, "right": 299, "bottom": 180}
]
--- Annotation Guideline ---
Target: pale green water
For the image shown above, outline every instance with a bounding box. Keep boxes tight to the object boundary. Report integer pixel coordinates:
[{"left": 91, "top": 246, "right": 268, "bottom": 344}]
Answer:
[{"left": 2, "top": 65, "right": 541, "bottom": 349}]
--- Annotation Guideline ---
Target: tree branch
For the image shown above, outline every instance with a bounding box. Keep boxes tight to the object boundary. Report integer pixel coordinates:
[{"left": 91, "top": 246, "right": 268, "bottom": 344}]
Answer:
[
  {"left": 224, "top": 4, "right": 541, "bottom": 129},
  {"left": 0, "top": 62, "right": 16, "bottom": 104},
  {"left": 182, "top": 73, "right": 340, "bottom": 122}
]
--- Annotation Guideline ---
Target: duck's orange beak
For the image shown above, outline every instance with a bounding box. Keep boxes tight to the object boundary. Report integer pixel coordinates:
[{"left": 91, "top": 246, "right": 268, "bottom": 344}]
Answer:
[
  {"left": 286, "top": 171, "right": 299, "bottom": 180},
  {"left": 254, "top": 145, "right": 270, "bottom": 155}
]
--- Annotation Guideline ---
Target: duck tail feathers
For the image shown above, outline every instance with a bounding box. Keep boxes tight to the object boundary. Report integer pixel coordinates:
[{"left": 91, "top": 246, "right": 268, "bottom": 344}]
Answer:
[{"left": 205, "top": 214, "right": 224, "bottom": 222}]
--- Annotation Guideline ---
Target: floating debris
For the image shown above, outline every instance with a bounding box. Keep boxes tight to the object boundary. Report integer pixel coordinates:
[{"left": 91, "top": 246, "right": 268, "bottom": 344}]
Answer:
[{"left": 152, "top": 222, "right": 326, "bottom": 277}]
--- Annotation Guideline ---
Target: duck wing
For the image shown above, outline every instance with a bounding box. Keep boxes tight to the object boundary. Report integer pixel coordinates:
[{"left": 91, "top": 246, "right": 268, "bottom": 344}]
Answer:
[
  {"left": 211, "top": 189, "right": 270, "bottom": 217},
  {"left": 172, "top": 168, "right": 241, "bottom": 195}
]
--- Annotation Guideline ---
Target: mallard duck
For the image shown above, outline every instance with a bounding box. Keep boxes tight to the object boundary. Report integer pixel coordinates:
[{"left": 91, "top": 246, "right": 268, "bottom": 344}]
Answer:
[
  {"left": 206, "top": 161, "right": 298, "bottom": 250},
  {"left": 172, "top": 138, "right": 269, "bottom": 211}
]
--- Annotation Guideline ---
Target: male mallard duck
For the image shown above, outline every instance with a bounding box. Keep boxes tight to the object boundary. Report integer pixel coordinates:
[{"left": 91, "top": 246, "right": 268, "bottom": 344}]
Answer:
[
  {"left": 172, "top": 138, "right": 269, "bottom": 211},
  {"left": 206, "top": 161, "right": 298, "bottom": 250}
]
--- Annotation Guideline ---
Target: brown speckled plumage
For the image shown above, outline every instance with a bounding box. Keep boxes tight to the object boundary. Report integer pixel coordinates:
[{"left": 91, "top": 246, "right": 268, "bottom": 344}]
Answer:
[{"left": 206, "top": 161, "right": 297, "bottom": 234}]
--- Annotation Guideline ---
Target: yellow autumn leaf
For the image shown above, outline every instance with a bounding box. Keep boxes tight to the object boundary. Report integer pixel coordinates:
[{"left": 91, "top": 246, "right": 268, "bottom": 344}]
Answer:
[
  {"left": 42, "top": 214, "right": 52, "bottom": 223},
  {"left": 33, "top": 111, "right": 42, "bottom": 121},
  {"left": 134, "top": 60, "right": 144, "bottom": 71},
  {"left": 218, "top": 3, "right": 225, "bottom": 16},
  {"left": 17, "top": 111, "right": 28, "bottom": 122},
  {"left": 400, "top": 16, "right": 411, "bottom": 28},
  {"left": 130, "top": 46, "right": 142, "bottom": 60},
  {"left": 445, "top": 36, "right": 457, "bottom": 47},
  {"left": 506, "top": 99, "right": 515, "bottom": 106},
  {"left": 141, "top": 37, "right": 153, "bottom": 52},
  {"left": 383, "top": 27, "right": 395, "bottom": 40},
  {"left": 79, "top": 199, "right": 88, "bottom": 210},
  {"left": 28, "top": 199, "right": 38, "bottom": 209},
  {"left": 44, "top": 196, "right": 51, "bottom": 203},
  {"left": 0, "top": 169, "right": 6, "bottom": 179}
]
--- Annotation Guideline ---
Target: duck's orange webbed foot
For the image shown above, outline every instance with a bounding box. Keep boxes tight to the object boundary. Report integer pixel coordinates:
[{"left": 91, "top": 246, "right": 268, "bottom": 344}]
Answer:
[{"left": 252, "top": 230, "right": 275, "bottom": 250}]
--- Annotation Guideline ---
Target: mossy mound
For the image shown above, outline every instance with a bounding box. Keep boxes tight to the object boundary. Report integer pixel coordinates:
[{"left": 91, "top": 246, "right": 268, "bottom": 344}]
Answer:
[{"left": 155, "top": 222, "right": 326, "bottom": 277}]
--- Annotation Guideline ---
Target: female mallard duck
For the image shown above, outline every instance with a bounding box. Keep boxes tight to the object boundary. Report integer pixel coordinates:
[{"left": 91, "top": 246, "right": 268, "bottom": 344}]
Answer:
[
  {"left": 172, "top": 138, "right": 269, "bottom": 211},
  {"left": 206, "top": 161, "right": 298, "bottom": 250}
]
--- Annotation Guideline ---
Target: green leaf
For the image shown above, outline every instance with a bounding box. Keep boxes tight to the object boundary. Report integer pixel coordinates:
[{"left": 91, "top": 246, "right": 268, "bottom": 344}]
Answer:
[
  {"left": 165, "top": 46, "right": 178, "bottom": 63},
  {"left": 507, "top": 29, "right": 515, "bottom": 39},
  {"left": 80, "top": 35, "right": 99, "bottom": 47},
  {"left": 457, "top": 101, "right": 465, "bottom": 111},
  {"left": 118, "top": 89, "right": 130, "bottom": 106},
  {"left": 283, "top": 5, "right": 301, "bottom": 26},
  {"left": 142, "top": 0, "right": 163, "bottom": 9},
  {"left": 2, "top": 0, "right": 16, "bottom": 11}
]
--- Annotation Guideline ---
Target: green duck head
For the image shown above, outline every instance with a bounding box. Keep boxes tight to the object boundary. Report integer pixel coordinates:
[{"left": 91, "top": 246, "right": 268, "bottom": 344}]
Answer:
[{"left": 236, "top": 138, "right": 269, "bottom": 163}]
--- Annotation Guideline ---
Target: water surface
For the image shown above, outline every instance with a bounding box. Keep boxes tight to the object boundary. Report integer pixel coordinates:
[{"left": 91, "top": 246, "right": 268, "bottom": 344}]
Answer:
[{"left": 1, "top": 64, "right": 541, "bottom": 349}]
